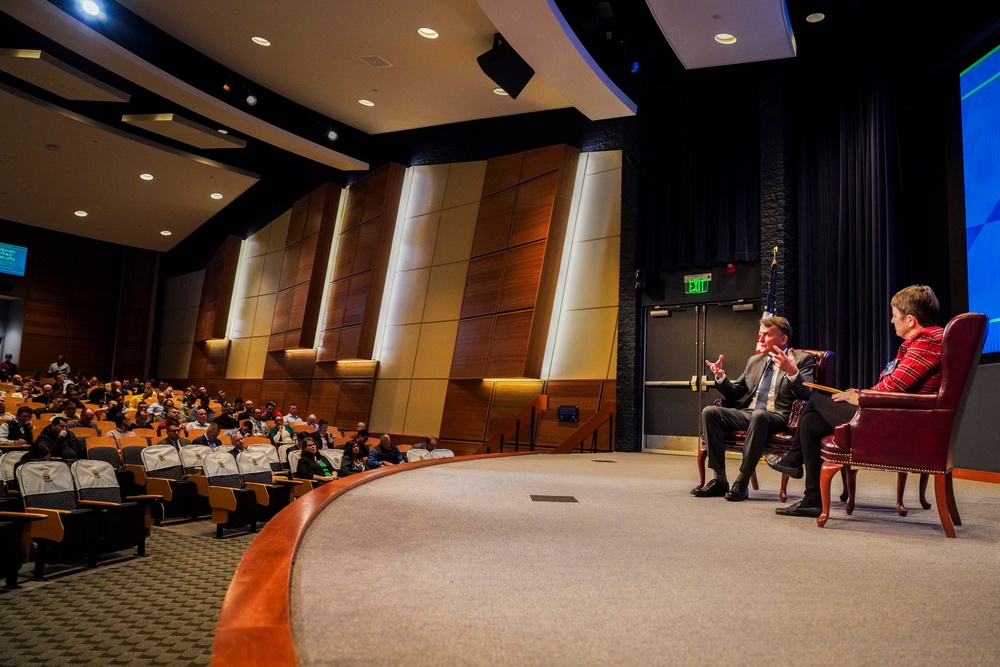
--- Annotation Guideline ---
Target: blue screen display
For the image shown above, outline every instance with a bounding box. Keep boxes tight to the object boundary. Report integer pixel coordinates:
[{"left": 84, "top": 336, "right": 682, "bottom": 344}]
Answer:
[
  {"left": 961, "top": 44, "right": 1000, "bottom": 355},
  {"left": 0, "top": 243, "right": 27, "bottom": 277}
]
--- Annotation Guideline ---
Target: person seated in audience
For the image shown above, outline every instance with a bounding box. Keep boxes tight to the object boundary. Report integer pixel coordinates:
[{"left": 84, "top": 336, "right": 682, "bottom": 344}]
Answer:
[
  {"left": 248, "top": 408, "right": 269, "bottom": 437},
  {"left": 0, "top": 406, "right": 34, "bottom": 446},
  {"left": 196, "top": 395, "right": 215, "bottom": 421},
  {"left": 56, "top": 398, "right": 80, "bottom": 423},
  {"left": 192, "top": 423, "right": 224, "bottom": 451},
  {"left": 231, "top": 397, "right": 245, "bottom": 415},
  {"left": 36, "top": 417, "right": 84, "bottom": 460},
  {"left": 132, "top": 404, "right": 153, "bottom": 429},
  {"left": 186, "top": 408, "right": 212, "bottom": 431},
  {"left": 0, "top": 396, "right": 14, "bottom": 423},
  {"left": 316, "top": 420, "right": 334, "bottom": 449},
  {"left": 33, "top": 396, "right": 62, "bottom": 419},
  {"left": 148, "top": 393, "right": 168, "bottom": 418},
  {"left": 295, "top": 436, "right": 337, "bottom": 484},
  {"left": 13, "top": 440, "right": 52, "bottom": 470},
  {"left": 339, "top": 439, "right": 370, "bottom": 477},
  {"left": 68, "top": 409, "right": 101, "bottom": 436},
  {"left": 305, "top": 414, "right": 318, "bottom": 429},
  {"left": 261, "top": 402, "right": 277, "bottom": 422},
  {"left": 34, "top": 384, "right": 55, "bottom": 409},
  {"left": 104, "top": 400, "right": 123, "bottom": 424},
  {"left": 87, "top": 377, "right": 107, "bottom": 405},
  {"left": 48, "top": 354, "right": 71, "bottom": 382},
  {"left": 105, "top": 413, "right": 133, "bottom": 448},
  {"left": 237, "top": 400, "right": 255, "bottom": 421},
  {"left": 0, "top": 353, "right": 17, "bottom": 379},
  {"left": 367, "top": 434, "right": 404, "bottom": 468},
  {"left": 269, "top": 415, "right": 295, "bottom": 447},
  {"left": 128, "top": 387, "right": 153, "bottom": 410},
  {"left": 283, "top": 404, "right": 304, "bottom": 424},
  {"left": 229, "top": 431, "right": 247, "bottom": 455},
  {"left": 768, "top": 285, "right": 947, "bottom": 518},
  {"left": 410, "top": 436, "right": 439, "bottom": 452},
  {"left": 106, "top": 380, "right": 124, "bottom": 405},
  {"left": 157, "top": 423, "right": 191, "bottom": 453},
  {"left": 213, "top": 404, "right": 238, "bottom": 430},
  {"left": 156, "top": 407, "right": 185, "bottom": 437}
]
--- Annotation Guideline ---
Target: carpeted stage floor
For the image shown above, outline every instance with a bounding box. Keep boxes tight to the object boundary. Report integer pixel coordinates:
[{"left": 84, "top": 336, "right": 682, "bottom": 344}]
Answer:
[{"left": 291, "top": 453, "right": 1000, "bottom": 666}]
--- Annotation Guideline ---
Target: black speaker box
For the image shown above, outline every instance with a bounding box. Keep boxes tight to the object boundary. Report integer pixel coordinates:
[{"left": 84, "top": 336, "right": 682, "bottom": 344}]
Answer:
[{"left": 477, "top": 34, "right": 535, "bottom": 99}]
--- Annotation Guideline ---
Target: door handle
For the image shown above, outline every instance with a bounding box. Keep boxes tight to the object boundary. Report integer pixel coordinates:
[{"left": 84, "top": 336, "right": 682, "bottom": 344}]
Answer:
[
  {"left": 700, "top": 375, "right": 714, "bottom": 391},
  {"left": 690, "top": 375, "right": 698, "bottom": 392}
]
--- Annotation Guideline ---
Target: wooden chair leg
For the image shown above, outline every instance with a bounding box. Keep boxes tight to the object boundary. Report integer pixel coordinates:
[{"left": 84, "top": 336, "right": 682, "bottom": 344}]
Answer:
[
  {"left": 896, "top": 473, "right": 909, "bottom": 517},
  {"left": 780, "top": 473, "right": 789, "bottom": 503},
  {"left": 839, "top": 467, "right": 849, "bottom": 502},
  {"left": 696, "top": 448, "right": 708, "bottom": 490},
  {"left": 944, "top": 471, "right": 961, "bottom": 526},
  {"left": 919, "top": 474, "right": 932, "bottom": 510},
  {"left": 817, "top": 461, "right": 842, "bottom": 528},
  {"left": 933, "top": 474, "right": 957, "bottom": 538},
  {"left": 845, "top": 467, "right": 858, "bottom": 515},
  {"left": 749, "top": 470, "right": 759, "bottom": 491}
]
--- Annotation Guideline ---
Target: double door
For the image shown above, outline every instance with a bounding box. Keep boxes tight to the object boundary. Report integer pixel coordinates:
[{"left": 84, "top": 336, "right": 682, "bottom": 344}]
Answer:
[{"left": 642, "top": 301, "right": 761, "bottom": 452}]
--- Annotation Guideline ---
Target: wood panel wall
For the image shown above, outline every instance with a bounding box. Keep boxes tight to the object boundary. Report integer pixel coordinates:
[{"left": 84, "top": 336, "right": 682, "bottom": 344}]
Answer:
[
  {"left": 0, "top": 219, "right": 157, "bottom": 379},
  {"left": 450, "top": 145, "right": 579, "bottom": 379}
]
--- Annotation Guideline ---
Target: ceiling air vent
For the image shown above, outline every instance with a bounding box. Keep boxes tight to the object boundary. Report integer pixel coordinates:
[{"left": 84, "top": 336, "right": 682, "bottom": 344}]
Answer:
[{"left": 360, "top": 55, "right": 392, "bottom": 68}]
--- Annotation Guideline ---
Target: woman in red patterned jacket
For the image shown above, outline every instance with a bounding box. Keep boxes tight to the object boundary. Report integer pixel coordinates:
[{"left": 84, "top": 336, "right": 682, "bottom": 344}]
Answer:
[{"left": 767, "top": 285, "right": 944, "bottom": 517}]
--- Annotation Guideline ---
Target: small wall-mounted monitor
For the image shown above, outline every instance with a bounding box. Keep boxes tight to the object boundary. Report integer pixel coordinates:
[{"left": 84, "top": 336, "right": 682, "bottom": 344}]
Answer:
[
  {"left": 0, "top": 243, "right": 27, "bottom": 277},
  {"left": 557, "top": 405, "right": 579, "bottom": 423}
]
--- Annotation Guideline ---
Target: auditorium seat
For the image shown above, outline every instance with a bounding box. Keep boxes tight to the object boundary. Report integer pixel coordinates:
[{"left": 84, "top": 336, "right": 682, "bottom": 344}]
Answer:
[
  {"left": 235, "top": 450, "right": 295, "bottom": 521},
  {"left": 140, "top": 445, "right": 201, "bottom": 523},
  {"left": 202, "top": 451, "right": 257, "bottom": 538},
  {"left": 70, "top": 459, "right": 156, "bottom": 558}
]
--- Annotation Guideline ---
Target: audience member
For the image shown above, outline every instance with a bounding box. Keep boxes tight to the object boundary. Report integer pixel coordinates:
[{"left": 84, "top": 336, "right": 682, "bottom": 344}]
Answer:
[
  {"left": 48, "top": 354, "right": 71, "bottom": 381},
  {"left": 132, "top": 405, "right": 153, "bottom": 429},
  {"left": 13, "top": 440, "right": 52, "bottom": 470},
  {"left": 0, "top": 396, "right": 14, "bottom": 423},
  {"left": 0, "top": 406, "right": 34, "bottom": 446},
  {"left": 106, "top": 413, "right": 133, "bottom": 448},
  {"left": 305, "top": 414, "right": 318, "bottom": 430},
  {"left": 192, "top": 423, "right": 223, "bottom": 451},
  {"left": 186, "top": 408, "right": 212, "bottom": 431},
  {"left": 36, "top": 417, "right": 84, "bottom": 460},
  {"left": 213, "top": 404, "right": 238, "bottom": 430},
  {"left": 295, "top": 436, "right": 337, "bottom": 484},
  {"left": 229, "top": 431, "right": 247, "bottom": 454},
  {"left": 283, "top": 404, "right": 304, "bottom": 424},
  {"left": 269, "top": 415, "right": 295, "bottom": 447},
  {"left": 237, "top": 400, "right": 255, "bottom": 421},
  {"left": 68, "top": 409, "right": 101, "bottom": 437},
  {"left": 411, "top": 436, "right": 439, "bottom": 451},
  {"left": 248, "top": 409, "right": 268, "bottom": 437},
  {"left": 0, "top": 353, "right": 17, "bottom": 378},
  {"left": 339, "top": 440, "right": 370, "bottom": 476},
  {"left": 157, "top": 423, "right": 191, "bottom": 453},
  {"left": 156, "top": 407, "right": 185, "bottom": 437},
  {"left": 316, "top": 420, "right": 334, "bottom": 449},
  {"left": 368, "top": 434, "right": 403, "bottom": 468}
]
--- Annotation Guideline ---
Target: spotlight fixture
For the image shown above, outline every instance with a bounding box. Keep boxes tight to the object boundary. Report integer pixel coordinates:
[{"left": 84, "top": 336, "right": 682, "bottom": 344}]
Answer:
[
  {"left": 359, "top": 99, "right": 375, "bottom": 106},
  {"left": 81, "top": 1, "right": 100, "bottom": 17},
  {"left": 74, "top": 210, "right": 88, "bottom": 217},
  {"left": 251, "top": 36, "right": 271, "bottom": 46},
  {"left": 326, "top": 129, "right": 338, "bottom": 141},
  {"left": 245, "top": 94, "right": 258, "bottom": 106},
  {"left": 160, "top": 230, "right": 172, "bottom": 236},
  {"left": 211, "top": 193, "right": 224, "bottom": 200},
  {"left": 714, "top": 33, "right": 737, "bottom": 44},
  {"left": 417, "top": 28, "right": 439, "bottom": 39},
  {"left": 493, "top": 87, "right": 508, "bottom": 96},
  {"left": 805, "top": 13, "right": 825, "bottom": 23},
  {"left": 217, "top": 128, "right": 228, "bottom": 134},
  {"left": 140, "top": 173, "right": 154, "bottom": 181}
]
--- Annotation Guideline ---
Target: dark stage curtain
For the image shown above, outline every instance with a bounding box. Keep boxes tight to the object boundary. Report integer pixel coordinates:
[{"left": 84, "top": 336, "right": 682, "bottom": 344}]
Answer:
[
  {"left": 638, "top": 66, "right": 761, "bottom": 273},
  {"left": 795, "top": 29, "right": 905, "bottom": 389}
]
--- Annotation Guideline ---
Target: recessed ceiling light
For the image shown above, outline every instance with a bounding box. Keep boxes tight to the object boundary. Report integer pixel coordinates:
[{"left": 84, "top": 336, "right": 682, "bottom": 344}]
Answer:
[
  {"left": 359, "top": 99, "right": 375, "bottom": 107},
  {"left": 493, "top": 87, "right": 508, "bottom": 96},
  {"left": 806, "top": 13, "right": 825, "bottom": 23},
  {"left": 211, "top": 193, "right": 224, "bottom": 200},
  {"left": 217, "top": 128, "right": 229, "bottom": 134},
  {"left": 417, "top": 28, "right": 439, "bottom": 39},
  {"left": 714, "top": 33, "right": 737, "bottom": 44},
  {"left": 74, "top": 210, "right": 88, "bottom": 217},
  {"left": 160, "top": 230, "right": 172, "bottom": 236},
  {"left": 81, "top": 1, "right": 100, "bottom": 17},
  {"left": 251, "top": 36, "right": 271, "bottom": 46},
  {"left": 326, "top": 129, "right": 338, "bottom": 141},
  {"left": 245, "top": 95, "right": 258, "bottom": 106},
  {"left": 140, "top": 173, "right": 154, "bottom": 181}
]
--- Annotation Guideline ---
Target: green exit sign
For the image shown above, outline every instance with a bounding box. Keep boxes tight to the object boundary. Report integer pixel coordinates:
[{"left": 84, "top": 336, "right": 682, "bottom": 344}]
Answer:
[{"left": 684, "top": 273, "right": 712, "bottom": 295}]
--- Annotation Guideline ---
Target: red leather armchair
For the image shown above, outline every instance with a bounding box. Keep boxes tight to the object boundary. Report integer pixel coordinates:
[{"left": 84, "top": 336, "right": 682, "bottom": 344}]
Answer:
[
  {"left": 817, "top": 312, "right": 987, "bottom": 537},
  {"left": 696, "top": 349, "right": 840, "bottom": 501}
]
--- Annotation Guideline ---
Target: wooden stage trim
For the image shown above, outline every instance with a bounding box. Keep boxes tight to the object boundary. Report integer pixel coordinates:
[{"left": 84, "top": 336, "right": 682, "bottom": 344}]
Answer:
[
  {"left": 210, "top": 451, "right": 536, "bottom": 666},
  {"left": 954, "top": 468, "right": 1000, "bottom": 485}
]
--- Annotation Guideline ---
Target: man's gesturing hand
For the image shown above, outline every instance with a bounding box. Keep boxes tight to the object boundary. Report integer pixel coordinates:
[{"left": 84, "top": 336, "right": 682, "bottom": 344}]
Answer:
[
  {"left": 769, "top": 346, "right": 799, "bottom": 376},
  {"left": 705, "top": 355, "right": 725, "bottom": 380}
]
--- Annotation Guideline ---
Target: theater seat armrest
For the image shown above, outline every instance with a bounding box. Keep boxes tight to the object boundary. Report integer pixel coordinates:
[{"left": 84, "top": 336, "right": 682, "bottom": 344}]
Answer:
[
  {"left": 0, "top": 511, "right": 47, "bottom": 522},
  {"left": 858, "top": 391, "right": 937, "bottom": 409},
  {"left": 273, "top": 478, "right": 302, "bottom": 486},
  {"left": 125, "top": 494, "right": 163, "bottom": 502},
  {"left": 79, "top": 500, "right": 121, "bottom": 508},
  {"left": 208, "top": 486, "right": 238, "bottom": 511},
  {"left": 23, "top": 507, "right": 68, "bottom": 542},
  {"left": 244, "top": 482, "right": 271, "bottom": 507}
]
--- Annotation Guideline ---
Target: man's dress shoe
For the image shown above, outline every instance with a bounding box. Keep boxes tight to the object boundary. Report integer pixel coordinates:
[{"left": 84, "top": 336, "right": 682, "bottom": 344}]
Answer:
[
  {"left": 775, "top": 501, "right": 822, "bottom": 518},
  {"left": 724, "top": 480, "right": 749, "bottom": 502},
  {"left": 765, "top": 453, "right": 803, "bottom": 479},
  {"left": 691, "top": 478, "right": 729, "bottom": 497}
]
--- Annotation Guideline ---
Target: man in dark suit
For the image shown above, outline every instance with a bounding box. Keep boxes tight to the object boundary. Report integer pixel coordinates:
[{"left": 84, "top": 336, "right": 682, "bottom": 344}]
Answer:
[
  {"left": 692, "top": 316, "right": 814, "bottom": 502},
  {"left": 192, "top": 423, "right": 224, "bottom": 451},
  {"left": 157, "top": 423, "right": 192, "bottom": 453}
]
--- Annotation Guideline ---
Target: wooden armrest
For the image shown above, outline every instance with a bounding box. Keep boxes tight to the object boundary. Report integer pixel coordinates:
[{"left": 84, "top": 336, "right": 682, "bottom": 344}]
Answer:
[
  {"left": 0, "top": 511, "right": 47, "bottom": 522},
  {"left": 145, "top": 477, "right": 174, "bottom": 502},
  {"left": 125, "top": 495, "right": 163, "bottom": 502},
  {"left": 244, "top": 482, "right": 271, "bottom": 507},
  {"left": 23, "top": 507, "right": 68, "bottom": 542},
  {"left": 79, "top": 500, "right": 122, "bottom": 508},
  {"left": 25, "top": 506, "right": 73, "bottom": 515},
  {"left": 187, "top": 473, "right": 210, "bottom": 498},
  {"left": 208, "top": 486, "right": 238, "bottom": 512},
  {"left": 272, "top": 478, "right": 302, "bottom": 486}
]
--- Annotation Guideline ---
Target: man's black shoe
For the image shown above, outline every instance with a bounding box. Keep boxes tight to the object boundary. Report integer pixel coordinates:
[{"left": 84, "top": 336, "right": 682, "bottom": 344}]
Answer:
[
  {"left": 775, "top": 501, "right": 821, "bottom": 518},
  {"left": 724, "top": 480, "right": 749, "bottom": 502},
  {"left": 765, "top": 453, "right": 803, "bottom": 479},
  {"left": 691, "top": 478, "right": 729, "bottom": 497}
]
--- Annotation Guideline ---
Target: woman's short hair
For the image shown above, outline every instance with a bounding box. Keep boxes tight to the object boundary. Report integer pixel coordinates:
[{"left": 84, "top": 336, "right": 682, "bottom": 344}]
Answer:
[{"left": 891, "top": 285, "right": 939, "bottom": 327}]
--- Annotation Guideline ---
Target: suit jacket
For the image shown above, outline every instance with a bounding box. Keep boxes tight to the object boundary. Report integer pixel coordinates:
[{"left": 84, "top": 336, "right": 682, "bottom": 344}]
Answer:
[
  {"left": 716, "top": 350, "right": 814, "bottom": 420},
  {"left": 157, "top": 436, "right": 192, "bottom": 452}
]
